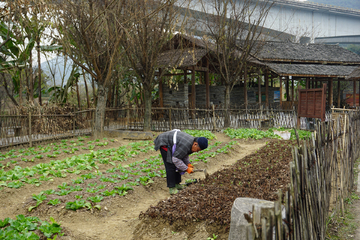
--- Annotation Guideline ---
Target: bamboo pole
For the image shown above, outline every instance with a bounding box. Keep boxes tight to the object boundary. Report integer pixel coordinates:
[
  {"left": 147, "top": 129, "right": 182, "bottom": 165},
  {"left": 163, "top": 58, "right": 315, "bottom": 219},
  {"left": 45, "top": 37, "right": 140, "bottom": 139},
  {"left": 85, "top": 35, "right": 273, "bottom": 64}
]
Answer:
[{"left": 212, "top": 105, "right": 216, "bottom": 132}]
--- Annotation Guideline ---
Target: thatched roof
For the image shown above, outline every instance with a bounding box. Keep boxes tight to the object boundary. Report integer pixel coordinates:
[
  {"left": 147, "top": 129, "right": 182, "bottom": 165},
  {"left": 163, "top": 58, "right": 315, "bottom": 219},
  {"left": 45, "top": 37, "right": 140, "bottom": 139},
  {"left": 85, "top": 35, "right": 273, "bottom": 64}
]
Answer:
[
  {"left": 174, "top": 34, "right": 209, "bottom": 50},
  {"left": 346, "top": 66, "right": 360, "bottom": 80},
  {"left": 157, "top": 48, "right": 208, "bottom": 68},
  {"left": 157, "top": 34, "right": 265, "bottom": 69},
  {"left": 257, "top": 41, "right": 360, "bottom": 64},
  {"left": 266, "top": 63, "right": 359, "bottom": 78}
]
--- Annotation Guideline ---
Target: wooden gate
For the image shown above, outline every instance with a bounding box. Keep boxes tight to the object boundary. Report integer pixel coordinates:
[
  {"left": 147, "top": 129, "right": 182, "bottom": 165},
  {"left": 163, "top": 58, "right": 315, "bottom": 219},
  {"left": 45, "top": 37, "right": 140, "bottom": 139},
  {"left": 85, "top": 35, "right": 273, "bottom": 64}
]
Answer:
[{"left": 297, "top": 84, "right": 327, "bottom": 127}]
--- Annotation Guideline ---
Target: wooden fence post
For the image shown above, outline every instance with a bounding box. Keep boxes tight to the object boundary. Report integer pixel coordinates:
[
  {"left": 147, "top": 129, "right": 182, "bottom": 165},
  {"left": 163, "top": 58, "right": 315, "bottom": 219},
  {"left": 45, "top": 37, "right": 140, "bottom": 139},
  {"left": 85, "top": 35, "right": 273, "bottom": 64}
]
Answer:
[
  {"left": 28, "top": 112, "right": 32, "bottom": 147},
  {"left": 212, "top": 105, "right": 216, "bottom": 132},
  {"left": 260, "top": 105, "right": 263, "bottom": 129},
  {"left": 261, "top": 217, "right": 267, "bottom": 240},
  {"left": 126, "top": 107, "right": 130, "bottom": 130},
  {"left": 275, "top": 190, "right": 282, "bottom": 240},
  {"left": 73, "top": 111, "right": 76, "bottom": 136}
]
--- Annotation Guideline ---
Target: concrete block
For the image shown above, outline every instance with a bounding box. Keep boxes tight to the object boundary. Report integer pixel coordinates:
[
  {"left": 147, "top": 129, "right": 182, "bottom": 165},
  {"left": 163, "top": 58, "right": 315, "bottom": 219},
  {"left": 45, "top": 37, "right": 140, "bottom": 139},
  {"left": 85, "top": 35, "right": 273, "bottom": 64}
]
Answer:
[{"left": 228, "top": 198, "right": 275, "bottom": 240}]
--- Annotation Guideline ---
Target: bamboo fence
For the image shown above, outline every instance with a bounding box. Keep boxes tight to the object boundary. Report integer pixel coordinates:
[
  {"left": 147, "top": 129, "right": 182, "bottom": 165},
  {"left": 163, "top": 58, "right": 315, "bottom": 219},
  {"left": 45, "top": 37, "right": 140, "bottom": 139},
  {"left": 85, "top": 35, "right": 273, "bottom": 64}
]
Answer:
[
  {"left": 0, "top": 106, "right": 333, "bottom": 148},
  {"left": 0, "top": 110, "right": 92, "bottom": 148},
  {"left": 242, "top": 110, "right": 360, "bottom": 239}
]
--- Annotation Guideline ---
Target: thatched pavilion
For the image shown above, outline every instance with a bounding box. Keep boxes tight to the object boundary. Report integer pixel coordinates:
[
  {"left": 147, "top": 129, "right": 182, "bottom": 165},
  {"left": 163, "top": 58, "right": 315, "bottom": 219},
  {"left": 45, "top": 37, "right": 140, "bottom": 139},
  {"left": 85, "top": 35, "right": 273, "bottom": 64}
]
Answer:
[
  {"left": 156, "top": 33, "right": 360, "bottom": 110},
  {"left": 257, "top": 41, "right": 360, "bottom": 109}
]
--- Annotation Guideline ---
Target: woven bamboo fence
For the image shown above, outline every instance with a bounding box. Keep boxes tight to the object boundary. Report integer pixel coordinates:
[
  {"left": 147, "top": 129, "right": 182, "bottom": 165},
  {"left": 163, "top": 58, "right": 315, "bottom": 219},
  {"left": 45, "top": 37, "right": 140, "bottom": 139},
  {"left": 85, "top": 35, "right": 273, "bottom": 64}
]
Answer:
[
  {"left": 288, "top": 111, "right": 359, "bottom": 239},
  {"left": 0, "top": 110, "right": 92, "bottom": 148},
  {"left": 0, "top": 106, "right": 335, "bottom": 148},
  {"left": 107, "top": 107, "right": 299, "bottom": 132},
  {"left": 241, "top": 110, "right": 359, "bottom": 239}
]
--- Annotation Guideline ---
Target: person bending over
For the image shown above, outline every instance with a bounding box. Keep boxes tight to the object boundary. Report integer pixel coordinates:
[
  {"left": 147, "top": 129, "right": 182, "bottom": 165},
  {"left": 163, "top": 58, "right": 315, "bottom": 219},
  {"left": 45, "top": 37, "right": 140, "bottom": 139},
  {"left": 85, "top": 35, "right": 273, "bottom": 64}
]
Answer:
[{"left": 154, "top": 129, "right": 208, "bottom": 195}]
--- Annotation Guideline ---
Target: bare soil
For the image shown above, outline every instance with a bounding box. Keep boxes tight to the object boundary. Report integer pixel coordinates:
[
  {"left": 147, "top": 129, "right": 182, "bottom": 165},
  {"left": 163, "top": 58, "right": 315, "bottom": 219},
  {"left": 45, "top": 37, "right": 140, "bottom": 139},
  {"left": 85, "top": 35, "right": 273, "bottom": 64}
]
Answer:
[{"left": 0, "top": 132, "right": 295, "bottom": 240}]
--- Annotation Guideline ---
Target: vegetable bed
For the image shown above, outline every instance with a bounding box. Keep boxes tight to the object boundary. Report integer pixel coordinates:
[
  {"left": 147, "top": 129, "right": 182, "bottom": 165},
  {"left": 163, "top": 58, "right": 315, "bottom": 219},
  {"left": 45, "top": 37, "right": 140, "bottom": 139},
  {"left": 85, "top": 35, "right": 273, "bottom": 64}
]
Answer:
[
  {"left": 139, "top": 140, "right": 295, "bottom": 227},
  {"left": 0, "top": 128, "right": 305, "bottom": 239}
]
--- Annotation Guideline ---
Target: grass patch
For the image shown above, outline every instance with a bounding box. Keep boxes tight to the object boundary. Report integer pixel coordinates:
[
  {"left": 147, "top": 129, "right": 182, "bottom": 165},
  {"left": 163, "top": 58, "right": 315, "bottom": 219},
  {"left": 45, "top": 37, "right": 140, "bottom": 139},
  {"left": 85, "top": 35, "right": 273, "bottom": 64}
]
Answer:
[{"left": 326, "top": 158, "right": 360, "bottom": 239}]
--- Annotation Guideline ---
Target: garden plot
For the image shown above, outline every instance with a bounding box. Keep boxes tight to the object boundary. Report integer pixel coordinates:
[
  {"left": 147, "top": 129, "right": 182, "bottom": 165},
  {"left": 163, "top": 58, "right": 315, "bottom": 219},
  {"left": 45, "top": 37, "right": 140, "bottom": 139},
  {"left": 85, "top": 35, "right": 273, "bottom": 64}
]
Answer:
[{"left": 0, "top": 128, "right": 308, "bottom": 239}]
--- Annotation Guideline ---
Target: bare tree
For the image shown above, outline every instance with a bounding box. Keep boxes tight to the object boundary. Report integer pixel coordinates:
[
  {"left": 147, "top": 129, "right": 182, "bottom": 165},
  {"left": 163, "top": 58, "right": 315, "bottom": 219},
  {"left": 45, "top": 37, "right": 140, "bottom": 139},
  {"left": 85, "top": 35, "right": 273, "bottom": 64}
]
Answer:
[
  {"left": 199, "top": 0, "right": 273, "bottom": 127},
  {"left": 121, "top": 0, "right": 189, "bottom": 131},
  {"left": 50, "top": 0, "right": 128, "bottom": 137}
]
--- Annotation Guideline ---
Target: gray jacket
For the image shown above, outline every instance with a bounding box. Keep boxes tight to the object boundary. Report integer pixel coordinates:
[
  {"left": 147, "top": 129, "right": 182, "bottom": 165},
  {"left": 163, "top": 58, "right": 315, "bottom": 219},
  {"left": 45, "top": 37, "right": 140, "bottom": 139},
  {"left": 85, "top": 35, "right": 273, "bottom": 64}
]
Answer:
[{"left": 154, "top": 130, "right": 194, "bottom": 164}]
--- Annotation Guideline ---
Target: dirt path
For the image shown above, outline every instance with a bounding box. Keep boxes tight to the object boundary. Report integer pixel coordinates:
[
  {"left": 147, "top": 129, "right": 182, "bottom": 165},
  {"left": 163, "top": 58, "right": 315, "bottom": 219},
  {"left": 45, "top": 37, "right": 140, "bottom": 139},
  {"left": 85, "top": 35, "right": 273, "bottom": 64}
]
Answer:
[{"left": 0, "top": 132, "right": 267, "bottom": 239}]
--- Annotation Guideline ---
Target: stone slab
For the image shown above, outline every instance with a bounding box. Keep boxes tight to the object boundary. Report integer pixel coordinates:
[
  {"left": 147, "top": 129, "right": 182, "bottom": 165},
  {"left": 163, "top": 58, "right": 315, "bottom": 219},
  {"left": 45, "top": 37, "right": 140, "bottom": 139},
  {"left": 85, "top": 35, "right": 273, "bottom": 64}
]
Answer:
[{"left": 228, "top": 197, "right": 275, "bottom": 240}]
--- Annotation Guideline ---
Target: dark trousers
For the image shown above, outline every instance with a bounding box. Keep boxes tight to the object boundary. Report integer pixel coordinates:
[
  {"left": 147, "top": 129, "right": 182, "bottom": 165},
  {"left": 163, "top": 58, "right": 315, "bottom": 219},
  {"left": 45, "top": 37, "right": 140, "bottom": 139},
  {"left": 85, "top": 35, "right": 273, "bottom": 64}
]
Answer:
[{"left": 160, "top": 148, "right": 181, "bottom": 188}]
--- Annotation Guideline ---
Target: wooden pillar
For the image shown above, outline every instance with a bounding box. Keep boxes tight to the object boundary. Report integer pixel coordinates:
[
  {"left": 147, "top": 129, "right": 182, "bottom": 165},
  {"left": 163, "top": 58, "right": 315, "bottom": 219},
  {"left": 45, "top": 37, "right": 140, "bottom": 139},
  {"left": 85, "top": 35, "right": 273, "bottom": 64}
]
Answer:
[
  {"left": 258, "top": 73, "right": 262, "bottom": 105},
  {"left": 191, "top": 66, "right": 196, "bottom": 110},
  {"left": 291, "top": 78, "right": 294, "bottom": 103},
  {"left": 271, "top": 75, "right": 274, "bottom": 88},
  {"left": 244, "top": 66, "right": 248, "bottom": 108},
  {"left": 265, "top": 70, "right": 269, "bottom": 108},
  {"left": 353, "top": 80, "right": 356, "bottom": 107},
  {"left": 306, "top": 77, "right": 309, "bottom": 89},
  {"left": 159, "top": 69, "right": 163, "bottom": 108},
  {"left": 337, "top": 79, "right": 341, "bottom": 108},
  {"left": 184, "top": 69, "right": 189, "bottom": 108},
  {"left": 286, "top": 77, "right": 290, "bottom": 101},
  {"left": 328, "top": 78, "right": 333, "bottom": 108},
  {"left": 311, "top": 79, "right": 314, "bottom": 88},
  {"left": 280, "top": 77, "right": 283, "bottom": 108},
  {"left": 205, "top": 59, "right": 210, "bottom": 109}
]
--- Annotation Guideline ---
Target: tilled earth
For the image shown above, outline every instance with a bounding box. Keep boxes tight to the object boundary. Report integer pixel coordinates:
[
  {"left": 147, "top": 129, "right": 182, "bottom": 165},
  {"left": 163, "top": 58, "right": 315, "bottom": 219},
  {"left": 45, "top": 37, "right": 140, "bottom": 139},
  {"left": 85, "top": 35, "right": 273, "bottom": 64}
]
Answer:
[
  {"left": 1, "top": 134, "right": 295, "bottom": 240},
  {"left": 139, "top": 140, "right": 295, "bottom": 230}
]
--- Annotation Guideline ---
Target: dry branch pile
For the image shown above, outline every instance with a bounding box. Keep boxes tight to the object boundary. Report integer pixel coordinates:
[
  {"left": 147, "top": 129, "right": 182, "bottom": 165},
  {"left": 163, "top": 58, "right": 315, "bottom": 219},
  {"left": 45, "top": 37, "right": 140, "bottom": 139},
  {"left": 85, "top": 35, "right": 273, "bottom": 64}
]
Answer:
[{"left": 15, "top": 104, "right": 90, "bottom": 134}]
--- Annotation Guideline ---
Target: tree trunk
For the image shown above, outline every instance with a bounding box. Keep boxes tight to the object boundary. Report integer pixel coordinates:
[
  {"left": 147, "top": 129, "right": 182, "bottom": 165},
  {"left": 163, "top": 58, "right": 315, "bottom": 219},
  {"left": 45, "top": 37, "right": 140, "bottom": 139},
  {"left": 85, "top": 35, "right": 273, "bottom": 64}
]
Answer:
[
  {"left": 224, "top": 84, "right": 231, "bottom": 128},
  {"left": 143, "top": 87, "right": 152, "bottom": 131},
  {"left": 111, "top": 84, "right": 115, "bottom": 107},
  {"left": 82, "top": 69, "right": 90, "bottom": 109},
  {"left": 244, "top": 67, "right": 248, "bottom": 109},
  {"left": 19, "top": 69, "right": 22, "bottom": 105},
  {"left": 2, "top": 73, "right": 19, "bottom": 106},
  {"left": 37, "top": 40, "right": 42, "bottom": 106},
  {"left": 94, "top": 84, "right": 108, "bottom": 139},
  {"left": 92, "top": 77, "right": 97, "bottom": 106},
  {"left": 76, "top": 77, "right": 81, "bottom": 110},
  {"left": 25, "top": 65, "right": 30, "bottom": 102},
  {"left": 29, "top": 53, "right": 34, "bottom": 103}
]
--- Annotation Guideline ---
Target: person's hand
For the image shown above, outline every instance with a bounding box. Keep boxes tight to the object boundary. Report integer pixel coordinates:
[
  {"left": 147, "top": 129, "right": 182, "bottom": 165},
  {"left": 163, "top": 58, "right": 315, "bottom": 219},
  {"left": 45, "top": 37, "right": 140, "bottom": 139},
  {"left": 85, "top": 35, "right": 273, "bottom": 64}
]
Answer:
[
  {"left": 187, "top": 163, "right": 193, "bottom": 168},
  {"left": 186, "top": 166, "right": 194, "bottom": 174}
]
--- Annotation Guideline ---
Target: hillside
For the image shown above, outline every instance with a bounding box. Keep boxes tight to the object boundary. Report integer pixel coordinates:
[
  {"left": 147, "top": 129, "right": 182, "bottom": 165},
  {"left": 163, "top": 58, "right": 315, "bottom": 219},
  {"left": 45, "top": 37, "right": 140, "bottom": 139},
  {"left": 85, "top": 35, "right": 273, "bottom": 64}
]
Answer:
[{"left": 307, "top": 0, "right": 360, "bottom": 10}]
